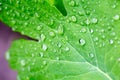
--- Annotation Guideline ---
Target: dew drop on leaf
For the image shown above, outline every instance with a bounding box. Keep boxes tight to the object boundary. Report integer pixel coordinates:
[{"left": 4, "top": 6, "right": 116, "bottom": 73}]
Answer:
[
  {"left": 113, "top": 14, "right": 120, "bottom": 20},
  {"left": 90, "top": 29, "right": 94, "bottom": 34},
  {"left": 42, "top": 44, "right": 48, "bottom": 51},
  {"left": 49, "top": 31, "right": 55, "bottom": 37},
  {"left": 85, "top": 19, "right": 90, "bottom": 25},
  {"left": 78, "top": 11, "right": 84, "bottom": 16},
  {"left": 40, "top": 34, "right": 46, "bottom": 41},
  {"left": 20, "top": 60, "right": 25, "bottom": 66},
  {"left": 69, "top": 0, "right": 75, "bottom": 7},
  {"left": 91, "top": 18, "right": 98, "bottom": 24},
  {"left": 80, "top": 27, "right": 87, "bottom": 33},
  {"left": 39, "top": 52, "right": 44, "bottom": 57},
  {"left": 70, "top": 16, "right": 77, "bottom": 23},
  {"left": 109, "top": 39, "right": 114, "bottom": 44},
  {"left": 58, "top": 24, "right": 64, "bottom": 35},
  {"left": 94, "top": 37, "right": 99, "bottom": 41},
  {"left": 57, "top": 43, "right": 62, "bottom": 48},
  {"left": 79, "top": 38, "right": 86, "bottom": 46},
  {"left": 65, "top": 47, "right": 70, "bottom": 51},
  {"left": 37, "top": 25, "right": 42, "bottom": 30},
  {"left": 89, "top": 53, "right": 94, "bottom": 58}
]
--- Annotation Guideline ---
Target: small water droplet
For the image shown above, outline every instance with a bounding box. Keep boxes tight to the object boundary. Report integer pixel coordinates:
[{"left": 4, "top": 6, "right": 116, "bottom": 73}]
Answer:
[
  {"left": 69, "top": 0, "right": 75, "bottom": 7},
  {"left": 65, "top": 47, "right": 70, "bottom": 51},
  {"left": 56, "top": 57, "right": 60, "bottom": 60},
  {"left": 43, "top": 61, "right": 47, "bottom": 65},
  {"left": 80, "top": 28, "right": 87, "bottom": 33},
  {"left": 91, "top": 18, "right": 98, "bottom": 24},
  {"left": 42, "top": 44, "right": 48, "bottom": 51},
  {"left": 90, "top": 29, "right": 94, "bottom": 34},
  {"left": 78, "top": 11, "right": 84, "bottom": 16},
  {"left": 112, "top": 4, "right": 116, "bottom": 8},
  {"left": 118, "top": 58, "right": 120, "bottom": 62},
  {"left": 49, "top": 31, "right": 55, "bottom": 37},
  {"left": 79, "top": 38, "right": 86, "bottom": 46},
  {"left": 94, "top": 37, "right": 99, "bottom": 41},
  {"left": 39, "top": 34, "right": 46, "bottom": 42},
  {"left": 58, "top": 24, "right": 64, "bottom": 35},
  {"left": 0, "top": 7, "right": 2, "bottom": 11},
  {"left": 48, "top": 19, "right": 54, "bottom": 26},
  {"left": 57, "top": 43, "right": 62, "bottom": 48},
  {"left": 113, "top": 14, "right": 119, "bottom": 20},
  {"left": 37, "top": 25, "right": 42, "bottom": 30},
  {"left": 109, "top": 39, "right": 114, "bottom": 44},
  {"left": 89, "top": 53, "right": 94, "bottom": 58},
  {"left": 39, "top": 52, "right": 44, "bottom": 57},
  {"left": 20, "top": 60, "right": 25, "bottom": 66},
  {"left": 5, "top": 52, "right": 10, "bottom": 60},
  {"left": 70, "top": 16, "right": 77, "bottom": 22},
  {"left": 85, "top": 19, "right": 90, "bottom": 25}
]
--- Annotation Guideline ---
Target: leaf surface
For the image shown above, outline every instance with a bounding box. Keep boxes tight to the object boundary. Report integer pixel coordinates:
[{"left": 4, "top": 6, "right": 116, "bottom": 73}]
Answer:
[{"left": 1, "top": 0, "right": 120, "bottom": 80}]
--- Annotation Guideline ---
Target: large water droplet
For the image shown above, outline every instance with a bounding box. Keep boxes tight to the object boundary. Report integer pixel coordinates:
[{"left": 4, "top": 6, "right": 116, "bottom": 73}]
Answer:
[
  {"left": 69, "top": 0, "right": 75, "bottom": 7},
  {"left": 56, "top": 57, "right": 60, "bottom": 60},
  {"left": 20, "top": 60, "right": 25, "bottom": 66},
  {"left": 79, "top": 38, "right": 86, "bottom": 46},
  {"left": 42, "top": 44, "right": 48, "bottom": 51},
  {"left": 113, "top": 14, "right": 119, "bottom": 20}
]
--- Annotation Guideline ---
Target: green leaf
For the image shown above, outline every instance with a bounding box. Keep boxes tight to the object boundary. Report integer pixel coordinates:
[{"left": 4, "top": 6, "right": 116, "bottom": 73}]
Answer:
[{"left": 1, "top": 0, "right": 120, "bottom": 80}]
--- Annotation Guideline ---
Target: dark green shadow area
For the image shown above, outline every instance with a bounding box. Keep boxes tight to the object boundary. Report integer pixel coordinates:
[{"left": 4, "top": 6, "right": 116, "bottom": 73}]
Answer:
[{"left": 55, "top": 0, "right": 67, "bottom": 16}]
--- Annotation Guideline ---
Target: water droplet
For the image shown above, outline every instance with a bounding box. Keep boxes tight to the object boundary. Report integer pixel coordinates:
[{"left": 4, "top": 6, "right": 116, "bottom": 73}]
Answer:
[
  {"left": 109, "top": 39, "right": 114, "bottom": 44},
  {"left": 40, "top": 34, "right": 46, "bottom": 41},
  {"left": 91, "top": 18, "right": 98, "bottom": 24},
  {"left": 85, "top": 19, "right": 90, "bottom": 25},
  {"left": 79, "top": 38, "right": 86, "bottom": 46},
  {"left": 89, "top": 53, "right": 94, "bottom": 58},
  {"left": 37, "top": 25, "right": 42, "bottom": 30},
  {"left": 90, "top": 29, "right": 94, "bottom": 34},
  {"left": 118, "top": 58, "right": 120, "bottom": 62},
  {"left": 28, "top": 66, "right": 30, "bottom": 71},
  {"left": 39, "top": 52, "right": 44, "bottom": 57},
  {"left": 94, "top": 37, "right": 99, "bottom": 41},
  {"left": 43, "top": 61, "right": 47, "bottom": 65},
  {"left": 5, "top": 52, "right": 10, "bottom": 60},
  {"left": 42, "top": 44, "right": 48, "bottom": 51},
  {"left": 57, "top": 43, "right": 62, "bottom": 48},
  {"left": 0, "top": 7, "right": 2, "bottom": 11},
  {"left": 70, "top": 16, "right": 77, "bottom": 22},
  {"left": 48, "top": 19, "right": 54, "bottom": 26},
  {"left": 58, "top": 24, "right": 64, "bottom": 35},
  {"left": 112, "top": 4, "right": 116, "bottom": 8},
  {"left": 81, "top": 28, "right": 87, "bottom": 33},
  {"left": 49, "top": 31, "right": 55, "bottom": 37},
  {"left": 65, "top": 47, "right": 70, "bottom": 51},
  {"left": 113, "top": 14, "right": 119, "bottom": 20},
  {"left": 78, "top": 11, "right": 84, "bottom": 16},
  {"left": 20, "top": 60, "right": 25, "bottom": 66},
  {"left": 69, "top": 0, "right": 75, "bottom": 7},
  {"left": 56, "top": 57, "right": 60, "bottom": 60}
]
